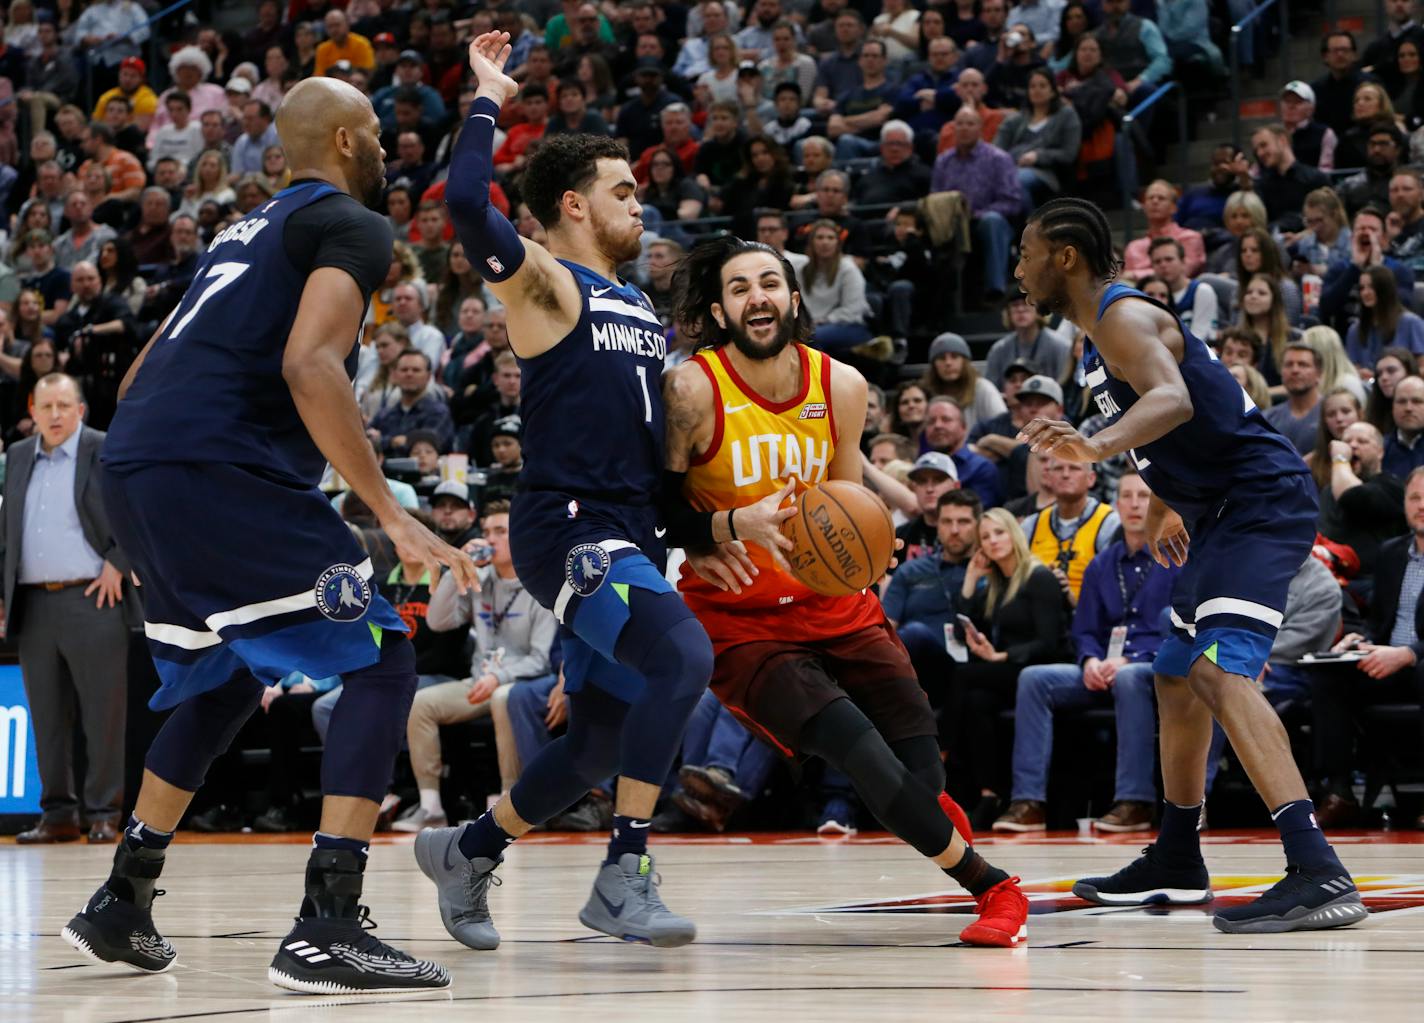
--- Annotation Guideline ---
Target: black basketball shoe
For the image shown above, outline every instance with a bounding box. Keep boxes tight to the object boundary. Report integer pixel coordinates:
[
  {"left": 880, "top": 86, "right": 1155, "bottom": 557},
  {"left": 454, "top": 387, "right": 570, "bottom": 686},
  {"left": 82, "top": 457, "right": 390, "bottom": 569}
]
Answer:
[
  {"left": 62, "top": 885, "right": 176, "bottom": 973},
  {"left": 1212, "top": 864, "right": 1368, "bottom": 934},
  {"left": 1073, "top": 845, "right": 1214, "bottom": 906},
  {"left": 268, "top": 907, "right": 451, "bottom": 994}
]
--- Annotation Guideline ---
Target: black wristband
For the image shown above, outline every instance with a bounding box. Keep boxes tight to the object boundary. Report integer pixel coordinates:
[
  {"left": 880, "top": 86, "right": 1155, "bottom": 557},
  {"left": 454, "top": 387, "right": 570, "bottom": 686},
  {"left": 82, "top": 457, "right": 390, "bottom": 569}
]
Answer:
[{"left": 727, "top": 508, "right": 738, "bottom": 542}]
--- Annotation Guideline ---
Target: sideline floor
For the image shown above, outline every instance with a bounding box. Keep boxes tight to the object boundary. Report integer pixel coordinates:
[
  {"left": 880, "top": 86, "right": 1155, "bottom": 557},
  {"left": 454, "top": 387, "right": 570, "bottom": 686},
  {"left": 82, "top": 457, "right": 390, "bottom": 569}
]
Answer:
[{"left": 5, "top": 829, "right": 1422, "bottom": 1021}]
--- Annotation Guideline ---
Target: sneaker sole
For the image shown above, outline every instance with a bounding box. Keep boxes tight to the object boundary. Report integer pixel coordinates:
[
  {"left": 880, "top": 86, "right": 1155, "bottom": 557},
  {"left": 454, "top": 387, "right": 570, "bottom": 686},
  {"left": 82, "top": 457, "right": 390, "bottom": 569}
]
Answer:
[
  {"left": 1093, "top": 821, "right": 1153, "bottom": 833},
  {"left": 1072, "top": 882, "right": 1214, "bottom": 906},
  {"left": 413, "top": 831, "right": 502, "bottom": 952},
  {"left": 1212, "top": 892, "right": 1369, "bottom": 934},
  {"left": 991, "top": 821, "right": 1047, "bottom": 833},
  {"left": 959, "top": 922, "right": 1028, "bottom": 948},
  {"left": 268, "top": 966, "right": 450, "bottom": 995},
  {"left": 816, "top": 822, "right": 856, "bottom": 835},
  {"left": 576, "top": 907, "right": 696, "bottom": 948},
  {"left": 61, "top": 923, "right": 175, "bottom": 974}
]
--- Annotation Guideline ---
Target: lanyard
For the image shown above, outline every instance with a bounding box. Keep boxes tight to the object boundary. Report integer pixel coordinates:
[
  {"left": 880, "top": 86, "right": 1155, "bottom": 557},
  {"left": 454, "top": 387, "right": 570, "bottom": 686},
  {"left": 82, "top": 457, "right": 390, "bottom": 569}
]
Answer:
[
  {"left": 488, "top": 581, "right": 523, "bottom": 633},
  {"left": 1115, "top": 553, "right": 1145, "bottom": 615},
  {"left": 1049, "top": 499, "right": 1097, "bottom": 575}
]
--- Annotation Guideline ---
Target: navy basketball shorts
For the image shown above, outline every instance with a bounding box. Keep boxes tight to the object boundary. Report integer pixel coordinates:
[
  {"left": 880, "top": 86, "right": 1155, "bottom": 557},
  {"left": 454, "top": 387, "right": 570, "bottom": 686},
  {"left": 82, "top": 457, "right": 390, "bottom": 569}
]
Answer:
[
  {"left": 103, "top": 462, "right": 405, "bottom": 711},
  {"left": 509, "top": 490, "right": 686, "bottom": 703},
  {"left": 1154, "top": 472, "right": 1318, "bottom": 682}
]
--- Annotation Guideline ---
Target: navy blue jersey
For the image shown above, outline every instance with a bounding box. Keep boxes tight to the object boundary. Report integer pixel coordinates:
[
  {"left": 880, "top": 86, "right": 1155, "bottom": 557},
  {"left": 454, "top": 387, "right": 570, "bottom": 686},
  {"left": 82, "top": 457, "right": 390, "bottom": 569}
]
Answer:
[
  {"left": 1083, "top": 284, "right": 1307, "bottom": 522},
  {"left": 104, "top": 181, "right": 392, "bottom": 486},
  {"left": 515, "top": 259, "right": 667, "bottom": 502}
]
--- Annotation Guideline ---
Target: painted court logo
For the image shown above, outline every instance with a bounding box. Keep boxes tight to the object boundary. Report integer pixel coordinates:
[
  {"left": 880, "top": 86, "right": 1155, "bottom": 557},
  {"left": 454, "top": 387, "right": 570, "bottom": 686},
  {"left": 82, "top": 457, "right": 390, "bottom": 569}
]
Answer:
[
  {"left": 315, "top": 565, "right": 371, "bottom": 622},
  {"left": 565, "top": 544, "right": 611, "bottom": 597}
]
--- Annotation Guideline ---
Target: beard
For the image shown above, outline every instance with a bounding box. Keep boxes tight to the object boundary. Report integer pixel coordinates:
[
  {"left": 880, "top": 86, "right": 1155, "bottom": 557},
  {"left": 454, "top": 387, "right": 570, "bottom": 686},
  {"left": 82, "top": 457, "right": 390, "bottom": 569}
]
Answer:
[
  {"left": 725, "top": 305, "right": 795, "bottom": 361},
  {"left": 591, "top": 207, "right": 644, "bottom": 265},
  {"left": 355, "top": 137, "right": 387, "bottom": 209},
  {"left": 1032, "top": 279, "right": 1071, "bottom": 318}
]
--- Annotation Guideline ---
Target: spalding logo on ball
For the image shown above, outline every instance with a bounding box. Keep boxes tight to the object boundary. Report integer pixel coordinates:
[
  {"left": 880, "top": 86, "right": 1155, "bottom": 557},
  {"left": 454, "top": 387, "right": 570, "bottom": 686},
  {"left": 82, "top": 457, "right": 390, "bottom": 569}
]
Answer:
[{"left": 780, "top": 480, "right": 894, "bottom": 596}]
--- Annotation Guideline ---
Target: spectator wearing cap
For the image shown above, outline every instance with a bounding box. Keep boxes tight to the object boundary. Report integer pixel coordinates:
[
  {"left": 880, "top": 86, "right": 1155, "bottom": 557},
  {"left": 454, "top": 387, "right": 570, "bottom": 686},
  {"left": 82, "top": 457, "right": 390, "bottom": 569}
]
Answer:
[
  {"left": 467, "top": 351, "right": 522, "bottom": 464},
  {"left": 222, "top": 76, "right": 254, "bottom": 130},
  {"left": 1313, "top": 32, "right": 1375, "bottom": 139},
  {"left": 930, "top": 106, "right": 1022, "bottom": 300},
  {"left": 985, "top": 294, "right": 1072, "bottom": 388},
  {"left": 1021, "top": 453, "right": 1119, "bottom": 604},
  {"left": 617, "top": 61, "right": 682, "bottom": 162},
  {"left": 373, "top": 51, "right": 448, "bottom": 132},
  {"left": 733, "top": 61, "right": 778, "bottom": 129},
  {"left": 368, "top": 31, "right": 402, "bottom": 92},
  {"left": 71, "top": 0, "right": 148, "bottom": 82},
  {"left": 148, "top": 47, "right": 227, "bottom": 149},
  {"left": 920, "top": 332, "right": 1009, "bottom": 431},
  {"left": 971, "top": 373, "right": 1064, "bottom": 503},
  {"left": 923, "top": 395, "right": 1004, "bottom": 507},
  {"left": 91, "top": 56, "right": 156, "bottom": 130},
  {"left": 897, "top": 450, "right": 963, "bottom": 559},
  {"left": 229, "top": 99, "right": 278, "bottom": 176},
  {"left": 430, "top": 480, "right": 481, "bottom": 548},
  {"left": 1251, "top": 123, "right": 1330, "bottom": 233},
  {"left": 368, "top": 349, "right": 454, "bottom": 456},
  {"left": 316, "top": 9, "right": 375, "bottom": 77},
  {"left": 1339, "top": 118, "right": 1405, "bottom": 215},
  {"left": 1281, "top": 80, "right": 1338, "bottom": 171},
  {"left": 481, "top": 416, "right": 525, "bottom": 503},
  {"left": 1121, "top": 180, "right": 1207, "bottom": 281}
]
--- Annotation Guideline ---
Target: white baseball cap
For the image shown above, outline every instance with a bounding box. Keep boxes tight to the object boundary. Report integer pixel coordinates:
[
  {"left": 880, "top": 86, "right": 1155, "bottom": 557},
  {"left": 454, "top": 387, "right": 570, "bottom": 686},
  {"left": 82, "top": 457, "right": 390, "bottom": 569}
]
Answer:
[{"left": 1281, "top": 81, "right": 1315, "bottom": 104}]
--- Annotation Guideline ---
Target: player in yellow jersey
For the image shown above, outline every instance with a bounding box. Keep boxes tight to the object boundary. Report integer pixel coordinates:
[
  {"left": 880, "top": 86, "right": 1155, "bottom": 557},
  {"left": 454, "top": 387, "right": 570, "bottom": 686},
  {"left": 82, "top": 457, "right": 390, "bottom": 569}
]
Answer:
[{"left": 656, "top": 235, "right": 1029, "bottom": 947}]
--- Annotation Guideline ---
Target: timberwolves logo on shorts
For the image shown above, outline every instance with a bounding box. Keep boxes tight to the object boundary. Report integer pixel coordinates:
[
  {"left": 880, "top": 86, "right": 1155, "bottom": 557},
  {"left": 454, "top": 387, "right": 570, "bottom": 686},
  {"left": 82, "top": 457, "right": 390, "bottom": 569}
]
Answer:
[
  {"left": 565, "top": 543, "right": 611, "bottom": 597},
  {"left": 315, "top": 564, "right": 372, "bottom": 622}
]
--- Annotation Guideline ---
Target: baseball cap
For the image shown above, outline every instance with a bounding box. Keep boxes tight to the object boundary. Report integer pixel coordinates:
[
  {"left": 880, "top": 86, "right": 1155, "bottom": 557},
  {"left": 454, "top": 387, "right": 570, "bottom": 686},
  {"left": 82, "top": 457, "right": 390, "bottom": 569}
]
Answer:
[
  {"left": 398, "top": 49, "right": 425, "bottom": 64},
  {"left": 373, "top": 32, "right": 398, "bottom": 46},
  {"left": 908, "top": 451, "right": 958, "bottom": 482},
  {"left": 1281, "top": 80, "right": 1315, "bottom": 104},
  {"left": 634, "top": 56, "right": 666, "bottom": 75},
  {"left": 1003, "top": 357, "right": 1039, "bottom": 379},
  {"left": 120, "top": 56, "right": 146, "bottom": 74},
  {"left": 432, "top": 480, "right": 472, "bottom": 505},
  {"left": 328, "top": 59, "right": 354, "bottom": 75},
  {"left": 225, "top": 76, "right": 252, "bottom": 93},
  {"left": 928, "top": 331, "right": 971, "bottom": 360},
  {"left": 492, "top": 415, "right": 522, "bottom": 440},
  {"left": 1017, "top": 374, "right": 1064, "bottom": 406},
  {"left": 738, "top": 60, "right": 760, "bottom": 76}
]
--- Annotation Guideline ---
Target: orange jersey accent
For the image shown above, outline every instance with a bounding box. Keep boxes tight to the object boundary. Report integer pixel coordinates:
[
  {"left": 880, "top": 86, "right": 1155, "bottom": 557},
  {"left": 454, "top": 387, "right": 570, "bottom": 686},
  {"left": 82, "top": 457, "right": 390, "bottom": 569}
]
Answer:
[{"left": 678, "top": 344, "right": 883, "bottom": 650}]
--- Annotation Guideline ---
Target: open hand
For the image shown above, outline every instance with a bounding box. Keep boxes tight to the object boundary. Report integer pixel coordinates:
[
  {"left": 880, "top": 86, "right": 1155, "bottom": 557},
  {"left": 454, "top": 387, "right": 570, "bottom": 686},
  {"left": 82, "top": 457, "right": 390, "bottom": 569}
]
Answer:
[
  {"left": 1146, "top": 501, "right": 1190, "bottom": 568},
  {"left": 467, "top": 30, "right": 517, "bottom": 105},
  {"left": 384, "top": 509, "right": 479, "bottom": 593},
  {"left": 686, "top": 540, "right": 758, "bottom": 594},
  {"left": 1017, "top": 418, "right": 1102, "bottom": 461},
  {"left": 731, "top": 480, "right": 797, "bottom": 574},
  {"left": 467, "top": 673, "right": 500, "bottom": 705},
  {"left": 85, "top": 561, "right": 125, "bottom": 609}
]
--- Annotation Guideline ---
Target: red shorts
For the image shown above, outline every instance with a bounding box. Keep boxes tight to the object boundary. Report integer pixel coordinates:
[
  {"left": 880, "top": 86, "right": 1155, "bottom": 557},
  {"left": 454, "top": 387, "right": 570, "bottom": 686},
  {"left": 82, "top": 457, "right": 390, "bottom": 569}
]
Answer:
[{"left": 709, "top": 622, "right": 936, "bottom": 757}]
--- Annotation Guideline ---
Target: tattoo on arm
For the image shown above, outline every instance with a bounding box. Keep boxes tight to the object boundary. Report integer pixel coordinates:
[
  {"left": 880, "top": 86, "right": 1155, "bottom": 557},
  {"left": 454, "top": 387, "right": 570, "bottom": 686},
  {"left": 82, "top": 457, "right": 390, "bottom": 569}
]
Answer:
[{"left": 663, "top": 368, "right": 705, "bottom": 472}]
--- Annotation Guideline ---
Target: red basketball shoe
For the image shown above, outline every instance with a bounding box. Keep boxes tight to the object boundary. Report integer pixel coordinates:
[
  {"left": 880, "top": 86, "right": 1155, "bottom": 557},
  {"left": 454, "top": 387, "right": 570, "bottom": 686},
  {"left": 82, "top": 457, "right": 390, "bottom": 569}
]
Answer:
[
  {"left": 959, "top": 876, "right": 1028, "bottom": 948},
  {"left": 939, "top": 791, "right": 973, "bottom": 846}
]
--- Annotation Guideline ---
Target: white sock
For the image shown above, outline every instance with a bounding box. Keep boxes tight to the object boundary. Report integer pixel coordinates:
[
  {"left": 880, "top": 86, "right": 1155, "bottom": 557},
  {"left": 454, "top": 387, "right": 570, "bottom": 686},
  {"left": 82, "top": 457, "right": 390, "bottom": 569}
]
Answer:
[{"left": 419, "top": 788, "right": 444, "bottom": 817}]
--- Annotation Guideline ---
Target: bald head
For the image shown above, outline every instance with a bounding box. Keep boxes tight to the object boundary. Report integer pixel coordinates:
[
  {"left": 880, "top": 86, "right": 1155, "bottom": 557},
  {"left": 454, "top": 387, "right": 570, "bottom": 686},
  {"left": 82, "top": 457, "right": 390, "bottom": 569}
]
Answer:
[{"left": 276, "top": 78, "right": 386, "bottom": 207}]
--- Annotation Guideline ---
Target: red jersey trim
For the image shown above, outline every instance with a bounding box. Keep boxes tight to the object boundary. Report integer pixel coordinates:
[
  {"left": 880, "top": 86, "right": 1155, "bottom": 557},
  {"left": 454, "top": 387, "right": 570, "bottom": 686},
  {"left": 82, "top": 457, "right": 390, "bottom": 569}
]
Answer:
[
  {"left": 714, "top": 342, "right": 811, "bottom": 414},
  {"left": 820, "top": 350, "right": 837, "bottom": 445},
  {"left": 689, "top": 352, "right": 724, "bottom": 468}
]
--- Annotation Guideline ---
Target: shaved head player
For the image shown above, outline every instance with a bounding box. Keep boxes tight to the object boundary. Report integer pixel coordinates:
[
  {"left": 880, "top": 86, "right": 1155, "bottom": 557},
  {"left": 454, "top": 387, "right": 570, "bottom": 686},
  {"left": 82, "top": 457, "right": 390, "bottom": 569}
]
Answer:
[{"left": 60, "top": 77, "right": 476, "bottom": 993}]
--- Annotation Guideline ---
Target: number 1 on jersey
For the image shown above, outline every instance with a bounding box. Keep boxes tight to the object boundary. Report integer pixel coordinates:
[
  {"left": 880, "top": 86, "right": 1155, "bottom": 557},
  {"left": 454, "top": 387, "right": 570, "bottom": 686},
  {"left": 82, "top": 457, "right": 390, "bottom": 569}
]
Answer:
[
  {"left": 636, "top": 364, "right": 652, "bottom": 424},
  {"left": 167, "top": 262, "right": 250, "bottom": 340}
]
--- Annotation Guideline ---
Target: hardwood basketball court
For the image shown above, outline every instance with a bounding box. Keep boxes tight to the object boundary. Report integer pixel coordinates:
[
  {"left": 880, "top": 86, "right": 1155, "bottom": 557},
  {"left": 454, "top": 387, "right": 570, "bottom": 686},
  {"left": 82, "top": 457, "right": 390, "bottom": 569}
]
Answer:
[{"left": 7, "top": 829, "right": 1422, "bottom": 1021}]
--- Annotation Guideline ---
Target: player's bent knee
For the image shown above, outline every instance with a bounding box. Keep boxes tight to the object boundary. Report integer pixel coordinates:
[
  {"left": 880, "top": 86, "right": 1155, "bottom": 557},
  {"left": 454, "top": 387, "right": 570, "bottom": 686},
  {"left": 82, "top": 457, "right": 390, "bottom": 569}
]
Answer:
[
  {"left": 145, "top": 674, "right": 267, "bottom": 792},
  {"left": 322, "top": 633, "right": 419, "bottom": 802}
]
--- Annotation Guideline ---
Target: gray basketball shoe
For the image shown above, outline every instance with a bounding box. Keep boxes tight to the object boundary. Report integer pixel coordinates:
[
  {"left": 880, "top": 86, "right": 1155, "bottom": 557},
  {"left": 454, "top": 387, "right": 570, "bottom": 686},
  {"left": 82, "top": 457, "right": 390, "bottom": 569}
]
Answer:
[
  {"left": 577, "top": 853, "right": 696, "bottom": 947},
  {"left": 413, "top": 826, "right": 502, "bottom": 950}
]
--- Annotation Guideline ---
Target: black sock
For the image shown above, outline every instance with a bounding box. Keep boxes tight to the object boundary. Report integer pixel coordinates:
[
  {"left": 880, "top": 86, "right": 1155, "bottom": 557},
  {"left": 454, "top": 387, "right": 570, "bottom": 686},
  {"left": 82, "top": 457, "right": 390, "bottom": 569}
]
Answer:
[
  {"left": 944, "top": 846, "right": 1010, "bottom": 897},
  {"left": 122, "top": 814, "right": 173, "bottom": 853},
  {"left": 606, "top": 814, "right": 650, "bottom": 863},
  {"left": 458, "top": 810, "right": 515, "bottom": 861},
  {"left": 1154, "top": 800, "right": 1204, "bottom": 867},
  {"left": 1272, "top": 799, "right": 1340, "bottom": 872}
]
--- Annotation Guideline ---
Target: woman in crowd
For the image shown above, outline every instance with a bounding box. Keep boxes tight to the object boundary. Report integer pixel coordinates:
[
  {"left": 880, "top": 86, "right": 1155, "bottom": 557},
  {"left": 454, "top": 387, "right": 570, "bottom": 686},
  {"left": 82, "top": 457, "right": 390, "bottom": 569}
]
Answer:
[
  {"left": 918, "top": 332, "right": 1007, "bottom": 432},
  {"left": 1290, "top": 187, "right": 1352, "bottom": 275},
  {"left": 915, "top": 8, "right": 948, "bottom": 66},
  {"left": 954, "top": 509, "right": 1070, "bottom": 829},
  {"left": 98, "top": 238, "right": 146, "bottom": 316},
  {"left": 1236, "top": 273, "right": 1299, "bottom": 390},
  {"left": 944, "top": 0, "right": 986, "bottom": 48},
  {"left": 723, "top": 134, "right": 796, "bottom": 236},
  {"left": 1337, "top": 82, "right": 1400, "bottom": 167},
  {"left": 576, "top": 53, "right": 618, "bottom": 120},
  {"left": 261, "top": 144, "right": 291, "bottom": 191},
  {"left": 1306, "top": 388, "right": 1364, "bottom": 488},
  {"left": 358, "top": 322, "right": 412, "bottom": 421},
  {"left": 1229, "top": 361, "right": 1273, "bottom": 412},
  {"left": 371, "top": 241, "right": 424, "bottom": 327},
  {"left": 697, "top": 33, "right": 743, "bottom": 107},
  {"left": 179, "top": 148, "right": 236, "bottom": 217},
  {"left": 1385, "top": 37, "right": 1424, "bottom": 131},
  {"left": 432, "top": 242, "right": 485, "bottom": 337},
  {"left": 1364, "top": 345, "right": 1419, "bottom": 432},
  {"left": 637, "top": 145, "right": 708, "bottom": 243},
  {"left": 4, "top": 337, "right": 57, "bottom": 441},
  {"left": 253, "top": 45, "right": 293, "bottom": 110},
  {"left": 1302, "top": 324, "right": 1368, "bottom": 404},
  {"left": 12, "top": 289, "right": 50, "bottom": 349},
  {"left": 870, "top": 0, "right": 921, "bottom": 67},
  {"left": 442, "top": 296, "right": 490, "bottom": 393},
  {"left": 801, "top": 220, "right": 875, "bottom": 352},
  {"left": 1235, "top": 226, "right": 1302, "bottom": 324},
  {"left": 1056, "top": 33, "right": 1126, "bottom": 125},
  {"left": 234, "top": 174, "right": 275, "bottom": 215},
  {"left": 1345, "top": 264, "right": 1424, "bottom": 367},
  {"left": 8, "top": 202, "right": 51, "bottom": 271},
  {"left": 995, "top": 69, "right": 1082, "bottom": 209},
  {"left": 1207, "top": 190, "right": 1269, "bottom": 273},
  {"left": 892, "top": 381, "right": 929, "bottom": 445},
  {"left": 1138, "top": 274, "right": 1171, "bottom": 305},
  {"left": 1050, "top": 2, "right": 1097, "bottom": 71}
]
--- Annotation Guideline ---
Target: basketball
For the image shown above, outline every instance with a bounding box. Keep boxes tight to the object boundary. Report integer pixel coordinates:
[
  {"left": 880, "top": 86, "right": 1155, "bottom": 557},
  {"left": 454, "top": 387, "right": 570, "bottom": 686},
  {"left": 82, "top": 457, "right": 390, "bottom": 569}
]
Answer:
[{"left": 781, "top": 480, "right": 895, "bottom": 596}]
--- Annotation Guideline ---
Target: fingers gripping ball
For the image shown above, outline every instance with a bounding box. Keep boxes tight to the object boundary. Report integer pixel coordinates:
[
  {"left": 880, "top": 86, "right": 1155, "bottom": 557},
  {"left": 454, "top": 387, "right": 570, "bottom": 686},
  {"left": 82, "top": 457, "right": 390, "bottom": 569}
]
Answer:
[{"left": 781, "top": 480, "right": 894, "bottom": 596}]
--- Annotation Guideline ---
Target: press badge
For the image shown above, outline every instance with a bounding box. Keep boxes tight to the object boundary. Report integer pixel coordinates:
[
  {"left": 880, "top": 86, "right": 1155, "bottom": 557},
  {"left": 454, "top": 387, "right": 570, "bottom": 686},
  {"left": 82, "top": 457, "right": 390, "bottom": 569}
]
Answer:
[
  {"left": 944, "top": 623, "right": 968, "bottom": 663},
  {"left": 1106, "top": 625, "right": 1128, "bottom": 661}
]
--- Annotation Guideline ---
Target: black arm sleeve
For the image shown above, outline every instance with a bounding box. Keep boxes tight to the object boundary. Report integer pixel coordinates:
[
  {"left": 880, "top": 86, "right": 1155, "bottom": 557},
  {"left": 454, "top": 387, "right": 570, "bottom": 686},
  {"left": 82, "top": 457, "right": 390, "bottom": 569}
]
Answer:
[
  {"left": 658, "top": 469, "right": 716, "bottom": 549},
  {"left": 283, "top": 190, "right": 394, "bottom": 303}
]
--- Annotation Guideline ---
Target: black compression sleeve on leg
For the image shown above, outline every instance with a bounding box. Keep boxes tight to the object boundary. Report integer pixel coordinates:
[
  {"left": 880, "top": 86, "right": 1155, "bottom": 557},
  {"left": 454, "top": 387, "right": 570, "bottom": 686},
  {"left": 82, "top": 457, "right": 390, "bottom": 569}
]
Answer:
[
  {"left": 891, "top": 734, "right": 946, "bottom": 796},
  {"left": 799, "top": 699, "right": 952, "bottom": 858}
]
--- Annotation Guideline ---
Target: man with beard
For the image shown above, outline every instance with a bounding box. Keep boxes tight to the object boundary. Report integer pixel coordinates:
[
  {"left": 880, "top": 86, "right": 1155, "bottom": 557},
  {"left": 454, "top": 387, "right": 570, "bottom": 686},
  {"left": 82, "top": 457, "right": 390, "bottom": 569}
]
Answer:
[
  {"left": 61, "top": 76, "right": 469, "bottom": 993},
  {"left": 658, "top": 233, "right": 1030, "bottom": 948},
  {"left": 1015, "top": 197, "right": 1365, "bottom": 934},
  {"left": 419, "top": 32, "right": 716, "bottom": 952},
  {"left": 138, "top": 213, "right": 200, "bottom": 323},
  {"left": 430, "top": 480, "right": 482, "bottom": 548}
]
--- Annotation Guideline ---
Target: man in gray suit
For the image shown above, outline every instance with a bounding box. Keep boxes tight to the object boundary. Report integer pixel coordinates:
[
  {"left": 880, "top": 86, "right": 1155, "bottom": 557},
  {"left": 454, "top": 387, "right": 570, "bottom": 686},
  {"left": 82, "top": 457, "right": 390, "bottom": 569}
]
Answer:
[{"left": 2, "top": 373, "right": 137, "bottom": 844}]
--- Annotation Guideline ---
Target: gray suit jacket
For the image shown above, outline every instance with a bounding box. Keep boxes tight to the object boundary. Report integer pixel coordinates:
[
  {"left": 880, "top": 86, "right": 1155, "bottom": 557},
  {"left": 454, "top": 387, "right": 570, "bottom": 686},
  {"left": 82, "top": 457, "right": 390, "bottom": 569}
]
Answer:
[{"left": 0, "top": 426, "right": 140, "bottom": 633}]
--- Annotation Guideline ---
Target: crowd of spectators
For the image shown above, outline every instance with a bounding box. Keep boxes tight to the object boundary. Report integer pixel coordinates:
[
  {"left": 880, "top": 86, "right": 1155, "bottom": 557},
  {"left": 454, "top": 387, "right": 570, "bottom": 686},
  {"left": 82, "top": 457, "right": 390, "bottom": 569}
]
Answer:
[{"left": 5, "top": 0, "right": 1424, "bottom": 840}]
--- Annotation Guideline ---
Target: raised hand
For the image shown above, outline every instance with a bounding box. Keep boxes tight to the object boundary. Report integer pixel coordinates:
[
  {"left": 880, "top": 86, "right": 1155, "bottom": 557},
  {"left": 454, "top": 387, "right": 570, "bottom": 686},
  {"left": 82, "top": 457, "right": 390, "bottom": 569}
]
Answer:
[{"left": 468, "top": 30, "right": 517, "bottom": 105}]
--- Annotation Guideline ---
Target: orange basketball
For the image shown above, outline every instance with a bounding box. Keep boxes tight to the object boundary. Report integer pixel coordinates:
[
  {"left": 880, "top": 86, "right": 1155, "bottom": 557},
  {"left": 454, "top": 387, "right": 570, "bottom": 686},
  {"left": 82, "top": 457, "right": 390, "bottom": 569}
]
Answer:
[{"left": 781, "top": 480, "right": 895, "bottom": 596}]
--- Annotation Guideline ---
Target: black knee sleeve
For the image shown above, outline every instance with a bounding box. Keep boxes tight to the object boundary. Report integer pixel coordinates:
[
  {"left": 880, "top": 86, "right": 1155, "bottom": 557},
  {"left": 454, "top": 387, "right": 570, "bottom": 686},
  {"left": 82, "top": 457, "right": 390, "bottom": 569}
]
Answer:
[
  {"left": 802, "top": 699, "right": 952, "bottom": 858},
  {"left": 322, "top": 632, "right": 418, "bottom": 802},
  {"left": 511, "top": 684, "right": 629, "bottom": 824},
  {"left": 892, "top": 734, "right": 946, "bottom": 795},
  {"left": 145, "top": 673, "right": 266, "bottom": 791}
]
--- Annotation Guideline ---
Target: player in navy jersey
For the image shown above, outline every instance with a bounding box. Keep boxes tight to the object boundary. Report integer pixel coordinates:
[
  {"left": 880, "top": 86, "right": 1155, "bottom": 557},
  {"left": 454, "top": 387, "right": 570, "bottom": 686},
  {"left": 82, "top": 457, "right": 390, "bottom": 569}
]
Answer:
[
  {"left": 412, "top": 32, "right": 716, "bottom": 950},
  {"left": 60, "top": 78, "right": 476, "bottom": 993},
  {"left": 1013, "top": 198, "right": 1366, "bottom": 934}
]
